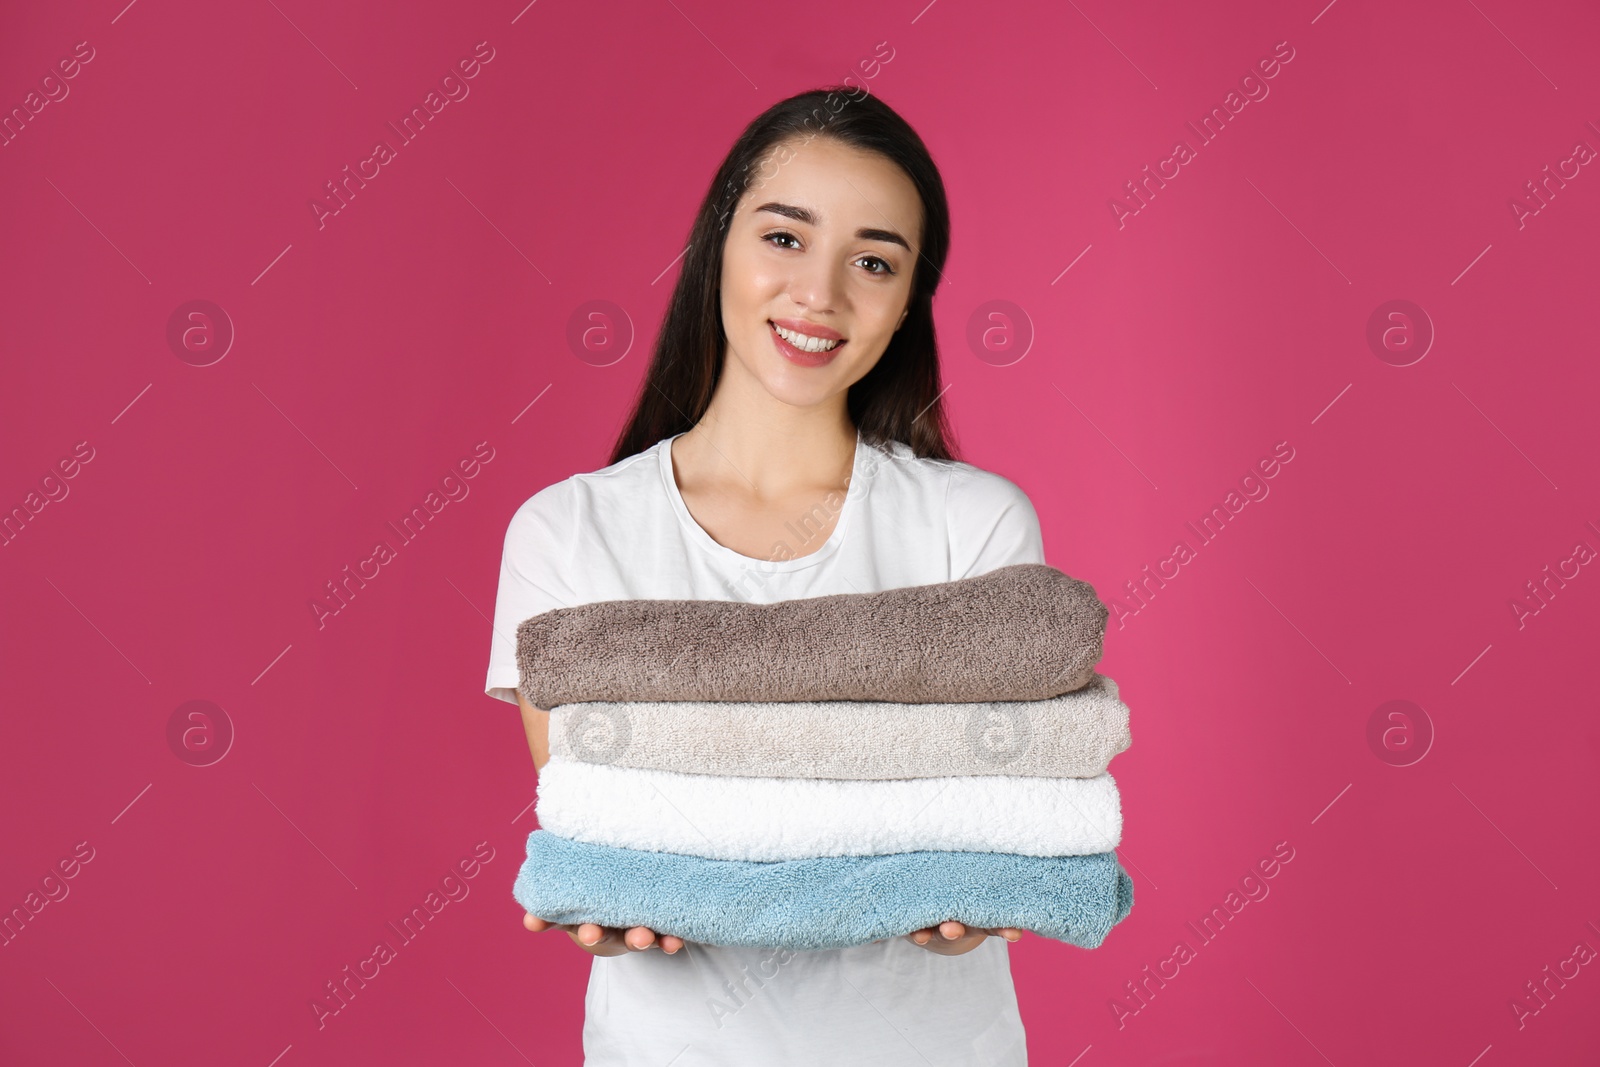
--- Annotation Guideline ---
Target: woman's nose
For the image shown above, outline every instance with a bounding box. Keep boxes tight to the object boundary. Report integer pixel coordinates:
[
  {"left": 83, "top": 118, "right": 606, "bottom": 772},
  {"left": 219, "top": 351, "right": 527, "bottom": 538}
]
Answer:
[{"left": 786, "top": 257, "right": 842, "bottom": 314}]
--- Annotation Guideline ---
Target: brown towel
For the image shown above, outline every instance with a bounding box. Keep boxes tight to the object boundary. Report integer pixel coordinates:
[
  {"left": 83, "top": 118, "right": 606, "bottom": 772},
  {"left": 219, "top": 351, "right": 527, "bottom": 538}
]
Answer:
[{"left": 515, "top": 563, "right": 1107, "bottom": 708}]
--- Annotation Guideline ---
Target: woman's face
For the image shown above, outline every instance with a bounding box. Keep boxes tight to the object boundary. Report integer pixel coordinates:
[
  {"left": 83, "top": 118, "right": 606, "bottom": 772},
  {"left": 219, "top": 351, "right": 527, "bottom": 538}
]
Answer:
[{"left": 718, "top": 135, "right": 923, "bottom": 410}]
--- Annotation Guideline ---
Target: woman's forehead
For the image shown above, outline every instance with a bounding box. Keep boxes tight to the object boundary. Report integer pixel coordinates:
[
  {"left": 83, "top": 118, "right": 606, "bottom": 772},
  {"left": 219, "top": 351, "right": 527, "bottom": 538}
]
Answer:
[{"left": 742, "top": 140, "right": 921, "bottom": 243}]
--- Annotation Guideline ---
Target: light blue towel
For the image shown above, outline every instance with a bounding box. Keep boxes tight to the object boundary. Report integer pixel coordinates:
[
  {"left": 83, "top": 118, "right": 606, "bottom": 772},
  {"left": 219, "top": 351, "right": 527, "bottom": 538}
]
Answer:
[{"left": 512, "top": 830, "right": 1135, "bottom": 951}]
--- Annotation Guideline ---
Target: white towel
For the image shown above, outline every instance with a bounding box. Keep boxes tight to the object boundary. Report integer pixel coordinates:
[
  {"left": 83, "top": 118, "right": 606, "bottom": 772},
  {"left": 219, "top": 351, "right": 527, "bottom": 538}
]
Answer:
[{"left": 534, "top": 758, "right": 1123, "bottom": 861}]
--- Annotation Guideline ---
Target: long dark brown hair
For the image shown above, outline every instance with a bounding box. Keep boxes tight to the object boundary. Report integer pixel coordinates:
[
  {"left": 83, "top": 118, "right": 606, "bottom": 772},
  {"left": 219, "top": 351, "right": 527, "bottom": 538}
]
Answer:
[{"left": 606, "top": 86, "right": 958, "bottom": 466}]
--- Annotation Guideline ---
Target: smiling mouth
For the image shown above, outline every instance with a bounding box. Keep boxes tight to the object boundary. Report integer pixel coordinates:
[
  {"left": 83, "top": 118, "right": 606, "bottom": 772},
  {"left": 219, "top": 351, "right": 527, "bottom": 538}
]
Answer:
[{"left": 770, "top": 321, "right": 846, "bottom": 354}]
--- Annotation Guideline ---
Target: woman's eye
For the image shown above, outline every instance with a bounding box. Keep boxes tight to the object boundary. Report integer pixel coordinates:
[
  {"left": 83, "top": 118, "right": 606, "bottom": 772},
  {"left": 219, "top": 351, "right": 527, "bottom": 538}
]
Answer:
[{"left": 761, "top": 231, "right": 896, "bottom": 277}]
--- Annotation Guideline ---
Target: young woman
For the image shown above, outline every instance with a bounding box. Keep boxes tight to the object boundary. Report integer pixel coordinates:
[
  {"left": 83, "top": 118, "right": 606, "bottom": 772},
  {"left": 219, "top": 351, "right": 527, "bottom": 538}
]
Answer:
[{"left": 485, "top": 87, "right": 1044, "bottom": 1064}]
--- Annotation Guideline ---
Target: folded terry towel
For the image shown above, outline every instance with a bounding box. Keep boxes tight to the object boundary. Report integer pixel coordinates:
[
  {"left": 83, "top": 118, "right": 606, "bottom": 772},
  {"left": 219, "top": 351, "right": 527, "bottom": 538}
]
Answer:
[
  {"left": 513, "top": 830, "right": 1134, "bottom": 950},
  {"left": 515, "top": 563, "right": 1108, "bottom": 709},
  {"left": 535, "top": 759, "right": 1122, "bottom": 860},
  {"left": 548, "top": 671, "right": 1132, "bottom": 779}
]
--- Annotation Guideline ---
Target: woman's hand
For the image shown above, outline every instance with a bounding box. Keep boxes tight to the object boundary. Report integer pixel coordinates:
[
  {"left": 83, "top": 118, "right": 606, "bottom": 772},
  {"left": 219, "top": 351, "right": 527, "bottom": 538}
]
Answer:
[
  {"left": 527, "top": 913, "right": 1016, "bottom": 956},
  {"left": 523, "top": 913, "right": 686, "bottom": 956},
  {"left": 905, "top": 921, "right": 1022, "bottom": 955}
]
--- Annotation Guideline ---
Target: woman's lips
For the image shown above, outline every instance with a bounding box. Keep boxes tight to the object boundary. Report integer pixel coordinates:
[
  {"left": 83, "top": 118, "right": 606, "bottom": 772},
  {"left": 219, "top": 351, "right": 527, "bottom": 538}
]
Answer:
[{"left": 769, "top": 320, "right": 845, "bottom": 367}]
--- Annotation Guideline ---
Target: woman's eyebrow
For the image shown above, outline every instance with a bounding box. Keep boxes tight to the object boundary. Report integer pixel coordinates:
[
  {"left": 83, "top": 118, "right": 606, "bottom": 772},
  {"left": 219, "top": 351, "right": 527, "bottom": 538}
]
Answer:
[{"left": 753, "top": 201, "right": 911, "bottom": 252}]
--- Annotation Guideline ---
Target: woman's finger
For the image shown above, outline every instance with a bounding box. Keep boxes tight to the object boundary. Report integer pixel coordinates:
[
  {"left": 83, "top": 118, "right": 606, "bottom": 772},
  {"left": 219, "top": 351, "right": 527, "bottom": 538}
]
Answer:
[
  {"left": 629, "top": 928, "right": 686, "bottom": 953},
  {"left": 524, "top": 913, "right": 572, "bottom": 934},
  {"left": 574, "top": 923, "right": 614, "bottom": 947}
]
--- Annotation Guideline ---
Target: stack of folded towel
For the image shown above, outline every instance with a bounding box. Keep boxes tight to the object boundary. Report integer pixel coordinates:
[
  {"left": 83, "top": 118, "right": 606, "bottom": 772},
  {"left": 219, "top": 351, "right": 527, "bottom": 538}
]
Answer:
[{"left": 510, "top": 563, "right": 1135, "bottom": 951}]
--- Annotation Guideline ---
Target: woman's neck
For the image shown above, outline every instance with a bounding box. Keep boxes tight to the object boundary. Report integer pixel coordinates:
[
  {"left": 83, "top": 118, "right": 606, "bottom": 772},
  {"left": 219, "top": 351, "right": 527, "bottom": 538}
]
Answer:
[{"left": 680, "top": 364, "right": 857, "bottom": 502}]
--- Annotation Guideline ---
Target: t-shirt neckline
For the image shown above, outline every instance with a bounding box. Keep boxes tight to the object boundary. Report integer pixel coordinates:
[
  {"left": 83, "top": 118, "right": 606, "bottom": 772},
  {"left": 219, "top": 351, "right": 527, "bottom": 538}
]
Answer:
[{"left": 658, "top": 428, "right": 867, "bottom": 572}]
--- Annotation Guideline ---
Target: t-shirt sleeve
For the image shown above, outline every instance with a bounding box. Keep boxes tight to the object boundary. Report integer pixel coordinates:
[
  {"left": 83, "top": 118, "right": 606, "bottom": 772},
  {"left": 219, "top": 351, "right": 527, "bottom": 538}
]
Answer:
[
  {"left": 946, "top": 463, "right": 1047, "bottom": 579},
  {"left": 484, "top": 483, "right": 577, "bottom": 707}
]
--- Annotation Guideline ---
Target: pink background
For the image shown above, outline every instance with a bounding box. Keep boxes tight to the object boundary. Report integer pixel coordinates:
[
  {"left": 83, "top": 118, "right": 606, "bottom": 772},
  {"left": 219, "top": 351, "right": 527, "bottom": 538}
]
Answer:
[{"left": 3, "top": 0, "right": 1598, "bottom": 1063}]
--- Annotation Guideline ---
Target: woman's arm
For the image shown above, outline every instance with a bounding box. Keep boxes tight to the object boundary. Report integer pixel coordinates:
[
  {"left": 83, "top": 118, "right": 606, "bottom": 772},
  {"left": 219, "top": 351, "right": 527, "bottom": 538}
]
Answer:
[
  {"left": 516, "top": 689, "right": 685, "bottom": 955},
  {"left": 516, "top": 689, "right": 551, "bottom": 772}
]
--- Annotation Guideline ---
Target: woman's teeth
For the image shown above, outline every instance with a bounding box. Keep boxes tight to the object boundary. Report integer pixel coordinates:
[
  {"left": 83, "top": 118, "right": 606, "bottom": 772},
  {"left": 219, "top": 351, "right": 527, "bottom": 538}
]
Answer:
[{"left": 772, "top": 323, "right": 844, "bottom": 353}]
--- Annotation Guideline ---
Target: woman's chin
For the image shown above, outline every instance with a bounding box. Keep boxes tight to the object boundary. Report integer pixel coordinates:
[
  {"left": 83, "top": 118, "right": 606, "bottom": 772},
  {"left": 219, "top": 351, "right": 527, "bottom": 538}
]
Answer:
[
  {"left": 756, "top": 362, "right": 857, "bottom": 406},
  {"left": 757, "top": 382, "right": 838, "bottom": 410}
]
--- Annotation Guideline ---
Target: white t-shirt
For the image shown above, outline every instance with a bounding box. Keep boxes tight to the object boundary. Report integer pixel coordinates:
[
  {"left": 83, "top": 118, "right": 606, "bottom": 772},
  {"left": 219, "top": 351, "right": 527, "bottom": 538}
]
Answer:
[{"left": 485, "top": 428, "right": 1047, "bottom": 1066}]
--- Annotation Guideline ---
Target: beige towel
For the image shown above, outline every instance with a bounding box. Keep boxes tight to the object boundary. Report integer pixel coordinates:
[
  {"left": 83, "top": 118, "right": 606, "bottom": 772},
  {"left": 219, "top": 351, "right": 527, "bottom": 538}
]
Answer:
[{"left": 548, "top": 672, "right": 1131, "bottom": 779}]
